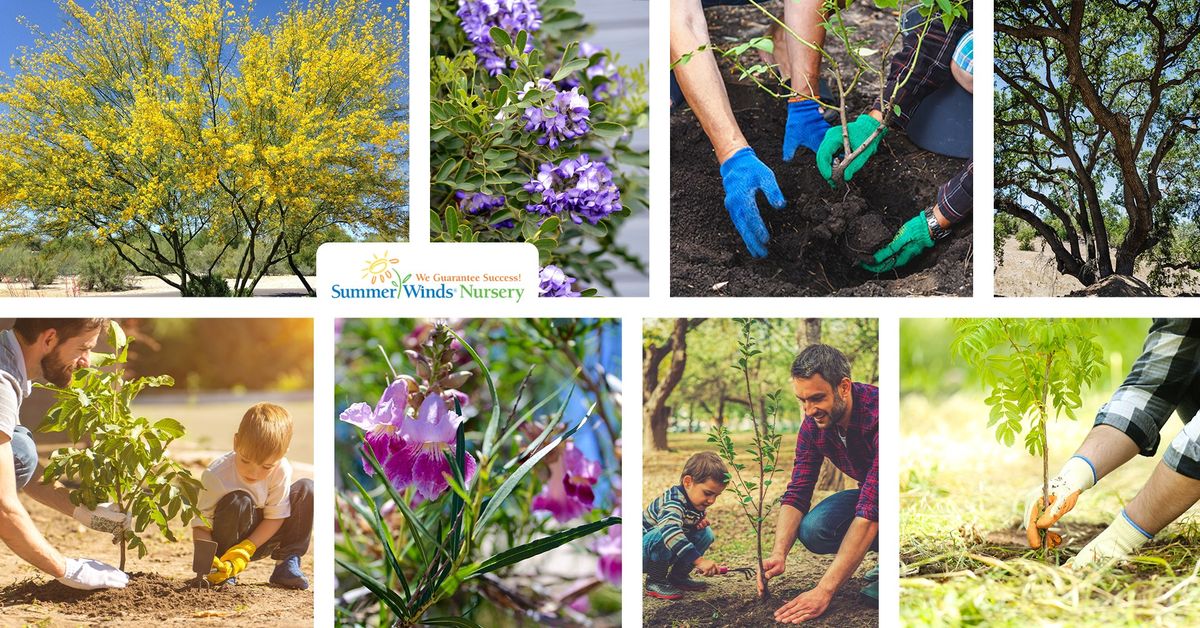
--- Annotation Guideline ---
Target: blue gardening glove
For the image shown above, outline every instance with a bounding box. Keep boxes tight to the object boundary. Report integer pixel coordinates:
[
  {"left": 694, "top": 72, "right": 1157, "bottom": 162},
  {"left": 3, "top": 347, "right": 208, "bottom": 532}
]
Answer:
[
  {"left": 783, "top": 99, "right": 831, "bottom": 161},
  {"left": 816, "top": 114, "right": 886, "bottom": 186},
  {"left": 720, "top": 147, "right": 786, "bottom": 258},
  {"left": 860, "top": 212, "right": 934, "bottom": 272}
]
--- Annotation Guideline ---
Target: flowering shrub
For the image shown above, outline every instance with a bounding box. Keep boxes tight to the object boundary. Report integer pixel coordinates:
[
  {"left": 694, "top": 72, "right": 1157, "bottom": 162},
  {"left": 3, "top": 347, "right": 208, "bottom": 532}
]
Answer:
[
  {"left": 335, "top": 320, "right": 622, "bottom": 626},
  {"left": 432, "top": 0, "right": 649, "bottom": 296}
]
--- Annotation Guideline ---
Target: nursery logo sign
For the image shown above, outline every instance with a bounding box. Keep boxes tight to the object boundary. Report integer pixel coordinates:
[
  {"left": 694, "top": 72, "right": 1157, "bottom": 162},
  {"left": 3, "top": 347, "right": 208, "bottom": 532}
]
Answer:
[{"left": 318, "top": 243, "right": 539, "bottom": 303}]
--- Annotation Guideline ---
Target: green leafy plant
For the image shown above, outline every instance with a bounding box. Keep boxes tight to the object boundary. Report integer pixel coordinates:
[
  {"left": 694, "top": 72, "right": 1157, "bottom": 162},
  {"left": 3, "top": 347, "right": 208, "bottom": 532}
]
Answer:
[
  {"left": 952, "top": 318, "right": 1104, "bottom": 552},
  {"left": 335, "top": 322, "right": 620, "bottom": 626},
  {"left": 707, "top": 318, "right": 783, "bottom": 599},
  {"left": 38, "top": 320, "right": 204, "bottom": 570},
  {"left": 430, "top": 0, "right": 649, "bottom": 294}
]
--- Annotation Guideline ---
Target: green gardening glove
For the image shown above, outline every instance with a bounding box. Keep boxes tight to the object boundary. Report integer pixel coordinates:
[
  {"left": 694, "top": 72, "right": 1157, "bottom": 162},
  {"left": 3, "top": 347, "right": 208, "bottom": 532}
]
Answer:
[
  {"left": 816, "top": 114, "right": 886, "bottom": 186},
  {"left": 860, "top": 212, "right": 933, "bottom": 273}
]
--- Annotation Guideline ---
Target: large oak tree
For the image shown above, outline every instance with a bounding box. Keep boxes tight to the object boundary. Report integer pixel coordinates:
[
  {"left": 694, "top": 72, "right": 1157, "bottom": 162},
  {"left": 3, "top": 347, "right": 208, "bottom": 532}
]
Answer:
[{"left": 995, "top": 0, "right": 1200, "bottom": 289}]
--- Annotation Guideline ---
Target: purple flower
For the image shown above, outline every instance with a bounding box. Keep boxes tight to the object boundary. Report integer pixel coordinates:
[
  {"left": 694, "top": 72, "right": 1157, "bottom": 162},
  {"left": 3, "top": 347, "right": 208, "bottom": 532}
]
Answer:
[
  {"left": 338, "top": 379, "right": 410, "bottom": 477},
  {"left": 539, "top": 265, "right": 581, "bottom": 298},
  {"left": 579, "top": 43, "right": 625, "bottom": 101},
  {"left": 456, "top": 191, "right": 514, "bottom": 229},
  {"left": 595, "top": 509, "right": 621, "bottom": 586},
  {"left": 457, "top": 0, "right": 542, "bottom": 76},
  {"left": 521, "top": 79, "right": 591, "bottom": 149},
  {"left": 339, "top": 380, "right": 477, "bottom": 502},
  {"left": 389, "top": 393, "right": 478, "bottom": 502},
  {"left": 524, "top": 155, "right": 622, "bottom": 225},
  {"left": 531, "top": 442, "right": 599, "bottom": 522}
]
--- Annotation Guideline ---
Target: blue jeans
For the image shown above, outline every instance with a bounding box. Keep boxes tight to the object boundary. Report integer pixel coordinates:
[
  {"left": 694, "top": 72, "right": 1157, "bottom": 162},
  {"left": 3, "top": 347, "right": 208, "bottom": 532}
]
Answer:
[
  {"left": 798, "top": 489, "right": 879, "bottom": 554},
  {"left": 643, "top": 525, "right": 715, "bottom": 567},
  {"left": 10, "top": 426, "right": 37, "bottom": 490}
]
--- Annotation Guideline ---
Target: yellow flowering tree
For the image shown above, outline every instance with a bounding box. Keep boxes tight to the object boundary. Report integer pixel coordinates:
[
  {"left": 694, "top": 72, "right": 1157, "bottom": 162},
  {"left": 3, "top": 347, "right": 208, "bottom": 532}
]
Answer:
[{"left": 0, "top": 0, "right": 407, "bottom": 296}]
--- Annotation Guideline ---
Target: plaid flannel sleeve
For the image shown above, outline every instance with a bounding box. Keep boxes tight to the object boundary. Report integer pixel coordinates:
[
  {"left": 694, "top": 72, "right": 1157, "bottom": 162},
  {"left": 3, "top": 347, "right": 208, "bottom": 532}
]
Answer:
[
  {"left": 1094, "top": 319, "right": 1200, "bottom": 469},
  {"left": 936, "top": 161, "right": 972, "bottom": 226},
  {"left": 876, "top": 9, "right": 970, "bottom": 128},
  {"left": 855, "top": 428, "right": 880, "bottom": 521},
  {"left": 780, "top": 423, "right": 824, "bottom": 515}
]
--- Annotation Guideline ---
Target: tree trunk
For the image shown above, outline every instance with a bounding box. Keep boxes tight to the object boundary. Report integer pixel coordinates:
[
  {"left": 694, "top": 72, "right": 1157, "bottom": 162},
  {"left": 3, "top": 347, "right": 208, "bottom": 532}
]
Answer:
[{"left": 643, "top": 319, "right": 695, "bottom": 452}]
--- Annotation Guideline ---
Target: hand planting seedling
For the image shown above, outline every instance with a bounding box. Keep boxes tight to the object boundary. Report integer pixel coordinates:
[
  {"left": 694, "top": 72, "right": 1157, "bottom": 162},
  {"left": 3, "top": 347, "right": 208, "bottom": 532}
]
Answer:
[
  {"left": 37, "top": 321, "right": 204, "bottom": 571},
  {"left": 707, "top": 318, "right": 784, "bottom": 599},
  {"left": 952, "top": 318, "right": 1103, "bottom": 557},
  {"left": 335, "top": 320, "right": 620, "bottom": 626},
  {"left": 431, "top": 0, "right": 649, "bottom": 296}
]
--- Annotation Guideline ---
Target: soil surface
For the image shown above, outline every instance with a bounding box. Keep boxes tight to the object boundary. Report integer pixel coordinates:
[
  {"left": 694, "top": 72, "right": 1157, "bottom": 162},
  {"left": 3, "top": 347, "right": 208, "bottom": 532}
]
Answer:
[
  {"left": 671, "top": 2, "right": 972, "bottom": 297},
  {"left": 994, "top": 235, "right": 1200, "bottom": 296},
  {"left": 644, "top": 561, "right": 878, "bottom": 627},
  {"left": 0, "top": 274, "right": 315, "bottom": 298},
  {"left": 0, "top": 475, "right": 313, "bottom": 626}
]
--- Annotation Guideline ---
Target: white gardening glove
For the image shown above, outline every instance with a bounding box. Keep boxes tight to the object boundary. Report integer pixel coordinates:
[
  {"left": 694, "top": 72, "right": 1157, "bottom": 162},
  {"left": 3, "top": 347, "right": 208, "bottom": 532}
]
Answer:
[
  {"left": 73, "top": 503, "right": 132, "bottom": 537},
  {"left": 1023, "top": 455, "right": 1096, "bottom": 548},
  {"left": 1067, "top": 509, "right": 1153, "bottom": 568},
  {"left": 57, "top": 557, "right": 129, "bottom": 590}
]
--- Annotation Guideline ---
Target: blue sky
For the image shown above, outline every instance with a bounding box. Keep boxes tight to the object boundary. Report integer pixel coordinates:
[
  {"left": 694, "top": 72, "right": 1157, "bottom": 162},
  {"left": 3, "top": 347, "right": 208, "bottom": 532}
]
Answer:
[{"left": 0, "top": 1, "right": 300, "bottom": 73}]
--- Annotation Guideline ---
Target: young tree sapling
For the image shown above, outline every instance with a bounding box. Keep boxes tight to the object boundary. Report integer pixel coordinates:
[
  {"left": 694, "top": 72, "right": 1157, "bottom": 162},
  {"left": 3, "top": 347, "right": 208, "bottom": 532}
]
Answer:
[
  {"left": 708, "top": 318, "right": 783, "bottom": 599},
  {"left": 38, "top": 321, "right": 204, "bottom": 570},
  {"left": 952, "top": 318, "right": 1103, "bottom": 555}
]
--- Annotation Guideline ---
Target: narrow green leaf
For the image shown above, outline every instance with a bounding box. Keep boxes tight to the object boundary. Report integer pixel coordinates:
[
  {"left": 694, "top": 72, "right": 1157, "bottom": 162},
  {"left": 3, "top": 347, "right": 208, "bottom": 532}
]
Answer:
[
  {"left": 448, "top": 330, "right": 503, "bottom": 459},
  {"left": 469, "top": 516, "right": 620, "bottom": 577},
  {"left": 336, "top": 558, "right": 409, "bottom": 618}
]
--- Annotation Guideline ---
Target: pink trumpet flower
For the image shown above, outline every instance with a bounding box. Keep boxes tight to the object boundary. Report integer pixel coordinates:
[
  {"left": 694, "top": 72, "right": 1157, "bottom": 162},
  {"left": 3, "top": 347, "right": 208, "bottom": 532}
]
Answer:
[
  {"left": 389, "top": 393, "right": 478, "bottom": 502},
  {"left": 338, "top": 379, "right": 409, "bottom": 477},
  {"left": 532, "top": 442, "right": 600, "bottom": 522},
  {"left": 595, "top": 511, "right": 622, "bottom": 586}
]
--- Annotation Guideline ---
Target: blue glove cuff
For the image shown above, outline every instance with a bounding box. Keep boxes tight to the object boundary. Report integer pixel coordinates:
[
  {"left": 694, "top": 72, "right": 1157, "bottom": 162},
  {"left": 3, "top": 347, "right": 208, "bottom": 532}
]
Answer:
[
  {"left": 720, "top": 146, "right": 757, "bottom": 177},
  {"left": 787, "top": 98, "right": 823, "bottom": 121}
]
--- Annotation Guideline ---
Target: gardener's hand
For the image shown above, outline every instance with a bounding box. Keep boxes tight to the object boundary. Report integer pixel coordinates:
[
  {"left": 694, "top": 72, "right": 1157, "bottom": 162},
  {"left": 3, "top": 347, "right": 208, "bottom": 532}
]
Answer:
[
  {"left": 73, "top": 503, "right": 132, "bottom": 537},
  {"left": 783, "top": 99, "right": 831, "bottom": 161},
  {"left": 774, "top": 587, "right": 833, "bottom": 624},
  {"left": 208, "top": 539, "right": 256, "bottom": 585},
  {"left": 861, "top": 212, "right": 934, "bottom": 273},
  {"left": 1067, "top": 509, "right": 1153, "bottom": 568},
  {"left": 816, "top": 113, "right": 886, "bottom": 186},
  {"left": 58, "top": 557, "right": 129, "bottom": 590},
  {"left": 757, "top": 552, "right": 787, "bottom": 596},
  {"left": 720, "top": 147, "right": 786, "bottom": 258},
  {"left": 697, "top": 517, "right": 710, "bottom": 530},
  {"left": 694, "top": 557, "right": 720, "bottom": 577},
  {"left": 1024, "top": 455, "right": 1097, "bottom": 548}
]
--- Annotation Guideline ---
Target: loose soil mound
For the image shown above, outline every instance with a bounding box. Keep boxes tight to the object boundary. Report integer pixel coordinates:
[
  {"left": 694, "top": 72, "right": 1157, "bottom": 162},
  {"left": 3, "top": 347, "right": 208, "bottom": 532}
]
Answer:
[
  {"left": 645, "top": 575, "right": 877, "bottom": 627},
  {"left": 671, "top": 3, "right": 972, "bottom": 297},
  {"left": 1, "top": 573, "right": 258, "bottom": 621},
  {"left": 1066, "top": 274, "right": 1159, "bottom": 297}
]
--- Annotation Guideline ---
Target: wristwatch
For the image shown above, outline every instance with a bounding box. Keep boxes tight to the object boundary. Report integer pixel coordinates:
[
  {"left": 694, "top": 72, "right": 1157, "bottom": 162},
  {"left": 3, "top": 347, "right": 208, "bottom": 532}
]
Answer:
[{"left": 924, "top": 206, "right": 950, "bottom": 240}]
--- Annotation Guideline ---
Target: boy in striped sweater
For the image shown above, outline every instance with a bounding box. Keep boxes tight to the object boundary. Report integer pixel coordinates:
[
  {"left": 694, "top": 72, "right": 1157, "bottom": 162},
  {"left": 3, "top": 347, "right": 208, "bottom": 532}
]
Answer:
[{"left": 642, "top": 451, "right": 729, "bottom": 599}]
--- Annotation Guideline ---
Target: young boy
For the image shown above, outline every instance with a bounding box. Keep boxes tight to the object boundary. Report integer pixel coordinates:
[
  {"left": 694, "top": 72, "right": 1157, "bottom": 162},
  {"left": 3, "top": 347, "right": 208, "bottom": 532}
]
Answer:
[
  {"left": 642, "top": 451, "right": 728, "bottom": 600},
  {"left": 194, "top": 402, "right": 313, "bottom": 589}
]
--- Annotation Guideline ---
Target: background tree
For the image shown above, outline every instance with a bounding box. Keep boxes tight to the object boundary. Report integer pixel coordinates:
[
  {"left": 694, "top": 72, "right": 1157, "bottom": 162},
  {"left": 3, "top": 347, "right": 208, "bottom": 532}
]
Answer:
[
  {"left": 0, "top": 0, "right": 408, "bottom": 296},
  {"left": 995, "top": 0, "right": 1200, "bottom": 290},
  {"left": 643, "top": 318, "right": 702, "bottom": 452}
]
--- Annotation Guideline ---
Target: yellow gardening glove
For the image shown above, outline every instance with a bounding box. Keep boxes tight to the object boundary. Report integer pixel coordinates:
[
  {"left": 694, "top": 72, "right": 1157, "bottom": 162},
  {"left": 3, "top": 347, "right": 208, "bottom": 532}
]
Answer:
[{"left": 208, "top": 539, "right": 256, "bottom": 584}]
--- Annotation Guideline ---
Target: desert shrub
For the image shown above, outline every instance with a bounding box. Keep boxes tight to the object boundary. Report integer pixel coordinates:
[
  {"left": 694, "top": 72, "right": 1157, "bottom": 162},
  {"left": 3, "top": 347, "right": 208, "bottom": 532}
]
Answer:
[
  {"left": 79, "top": 250, "right": 136, "bottom": 292},
  {"left": 18, "top": 250, "right": 59, "bottom": 289},
  {"left": 181, "top": 274, "right": 231, "bottom": 297},
  {"left": 1016, "top": 226, "right": 1036, "bottom": 251}
]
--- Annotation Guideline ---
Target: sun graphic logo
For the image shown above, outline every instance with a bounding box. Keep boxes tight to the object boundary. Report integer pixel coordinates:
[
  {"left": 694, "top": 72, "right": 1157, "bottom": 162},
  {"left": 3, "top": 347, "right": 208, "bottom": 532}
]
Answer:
[{"left": 361, "top": 252, "right": 401, "bottom": 285}]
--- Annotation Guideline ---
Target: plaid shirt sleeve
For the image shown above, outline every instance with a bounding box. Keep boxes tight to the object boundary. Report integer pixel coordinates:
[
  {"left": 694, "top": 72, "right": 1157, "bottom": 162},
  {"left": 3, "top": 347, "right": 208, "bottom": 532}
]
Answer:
[
  {"left": 780, "top": 422, "right": 824, "bottom": 515},
  {"left": 855, "top": 426, "right": 879, "bottom": 521},
  {"left": 1094, "top": 319, "right": 1200, "bottom": 473},
  {"left": 876, "top": 7, "right": 972, "bottom": 129},
  {"left": 936, "top": 161, "right": 972, "bottom": 226}
]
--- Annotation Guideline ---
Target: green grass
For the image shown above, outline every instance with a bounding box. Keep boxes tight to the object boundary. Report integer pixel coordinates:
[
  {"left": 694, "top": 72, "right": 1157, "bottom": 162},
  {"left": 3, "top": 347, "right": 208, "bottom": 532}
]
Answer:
[{"left": 901, "top": 393, "right": 1200, "bottom": 626}]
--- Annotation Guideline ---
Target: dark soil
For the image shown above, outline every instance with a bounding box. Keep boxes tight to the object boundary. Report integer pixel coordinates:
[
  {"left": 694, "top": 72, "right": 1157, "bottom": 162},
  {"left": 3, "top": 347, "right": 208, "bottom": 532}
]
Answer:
[
  {"left": 902, "top": 523, "right": 1109, "bottom": 573},
  {"left": 0, "top": 573, "right": 260, "bottom": 621},
  {"left": 645, "top": 572, "right": 878, "bottom": 627},
  {"left": 671, "top": 2, "right": 972, "bottom": 297}
]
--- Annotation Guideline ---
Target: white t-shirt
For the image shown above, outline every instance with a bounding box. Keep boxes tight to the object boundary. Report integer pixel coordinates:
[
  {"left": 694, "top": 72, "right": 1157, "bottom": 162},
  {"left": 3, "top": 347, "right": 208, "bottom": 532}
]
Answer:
[
  {"left": 0, "top": 329, "right": 31, "bottom": 438},
  {"left": 195, "top": 451, "right": 293, "bottom": 525}
]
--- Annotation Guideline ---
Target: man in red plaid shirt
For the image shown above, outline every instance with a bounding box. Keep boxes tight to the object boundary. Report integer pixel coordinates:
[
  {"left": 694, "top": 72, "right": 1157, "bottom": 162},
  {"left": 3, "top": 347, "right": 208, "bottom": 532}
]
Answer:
[{"left": 757, "top": 344, "right": 878, "bottom": 623}]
